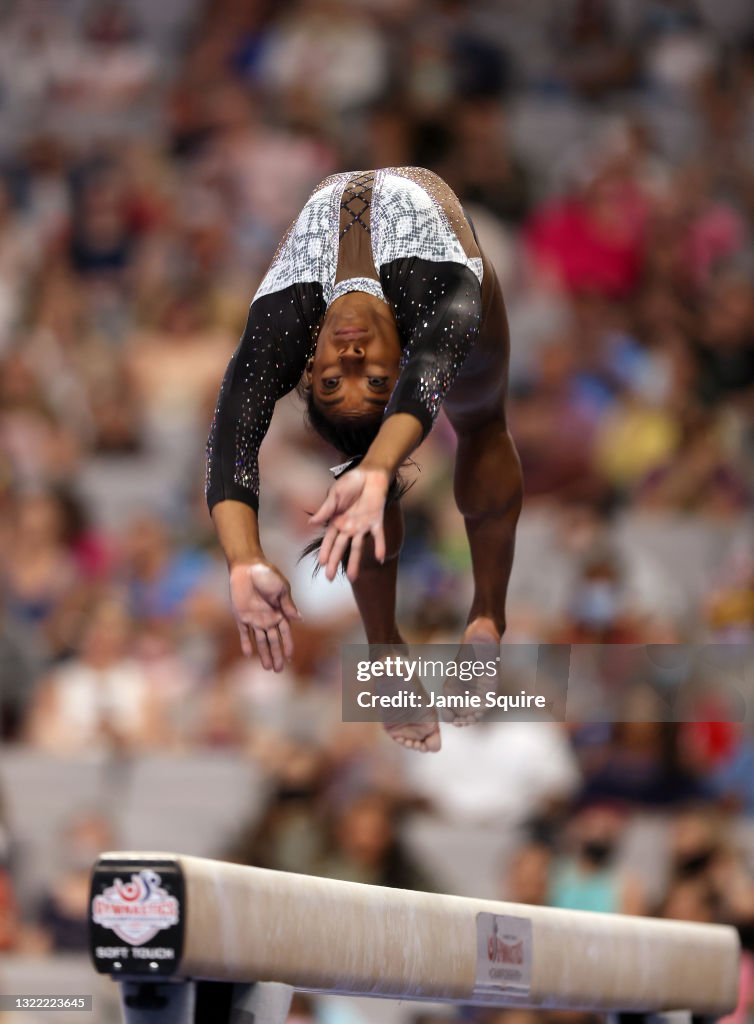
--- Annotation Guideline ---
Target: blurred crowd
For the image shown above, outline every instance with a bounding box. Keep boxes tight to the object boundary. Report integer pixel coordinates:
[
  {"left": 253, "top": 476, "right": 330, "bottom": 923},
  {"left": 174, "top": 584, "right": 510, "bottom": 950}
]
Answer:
[{"left": 0, "top": 0, "right": 754, "bottom": 1019}]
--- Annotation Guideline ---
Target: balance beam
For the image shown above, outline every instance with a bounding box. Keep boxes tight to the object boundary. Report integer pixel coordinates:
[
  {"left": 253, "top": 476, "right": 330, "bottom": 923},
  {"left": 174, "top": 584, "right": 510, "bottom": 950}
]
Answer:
[{"left": 89, "top": 852, "right": 740, "bottom": 1023}]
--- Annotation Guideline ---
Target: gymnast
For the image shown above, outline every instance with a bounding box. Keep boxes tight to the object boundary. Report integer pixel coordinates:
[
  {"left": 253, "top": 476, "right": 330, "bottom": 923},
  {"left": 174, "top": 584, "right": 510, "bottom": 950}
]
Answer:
[{"left": 206, "top": 167, "right": 522, "bottom": 752}]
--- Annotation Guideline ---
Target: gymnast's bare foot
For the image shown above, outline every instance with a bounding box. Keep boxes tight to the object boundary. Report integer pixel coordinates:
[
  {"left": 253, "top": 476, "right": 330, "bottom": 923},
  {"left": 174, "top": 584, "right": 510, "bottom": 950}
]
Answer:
[
  {"left": 370, "top": 647, "right": 441, "bottom": 753},
  {"left": 441, "top": 616, "right": 501, "bottom": 727},
  {"left": 385, "top": 714, "right": 441, "bottom": 753},
  {"left": 462, "top": 616, "right": 501, "bottom": 648},
  {"left": 381, "top": 674, "right": 441, "bottom": 752}
]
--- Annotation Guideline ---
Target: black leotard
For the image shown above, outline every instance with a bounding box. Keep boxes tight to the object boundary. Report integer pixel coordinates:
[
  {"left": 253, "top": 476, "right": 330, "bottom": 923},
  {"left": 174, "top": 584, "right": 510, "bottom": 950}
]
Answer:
[{"left": 206, "top": 167, "right": 485, "bottom": 513}]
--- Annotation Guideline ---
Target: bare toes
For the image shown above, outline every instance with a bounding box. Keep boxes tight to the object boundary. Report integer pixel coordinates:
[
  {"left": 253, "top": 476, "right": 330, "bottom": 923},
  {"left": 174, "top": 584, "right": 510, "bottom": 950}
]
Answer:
[{"left": 385, "top": 719, "right": 441, "bottom": 753}]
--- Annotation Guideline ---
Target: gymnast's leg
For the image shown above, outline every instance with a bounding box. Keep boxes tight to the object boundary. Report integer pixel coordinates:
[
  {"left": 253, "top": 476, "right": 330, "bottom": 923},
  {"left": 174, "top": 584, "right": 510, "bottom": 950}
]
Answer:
[
  {"left": 437, "top": 401, "right": 522, "bottom": 725},
  {"left": 441, "top": 272, "right": 522, "bottom": 726},
  {"left": 449, "top": 407, "right": 522, "bottom": 643},
  {"left": 444, "top": 266, "right": 522, "bottom": 652},
  {"left": 348, "top": 500, "right": 441, "bottom": 753}
]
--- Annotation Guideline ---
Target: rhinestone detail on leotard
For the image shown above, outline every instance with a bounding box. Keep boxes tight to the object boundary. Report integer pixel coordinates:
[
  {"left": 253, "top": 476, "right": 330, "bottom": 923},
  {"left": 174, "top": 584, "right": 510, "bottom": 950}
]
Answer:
[
  {"left": 339, "top": 172, "right": 374, "bottom": 238},
  {"left": 253, "top": 168, "right": 482, "bottom": 307},
  {"left": 329, "top": 276, "right": 388, "bottom": 307}
]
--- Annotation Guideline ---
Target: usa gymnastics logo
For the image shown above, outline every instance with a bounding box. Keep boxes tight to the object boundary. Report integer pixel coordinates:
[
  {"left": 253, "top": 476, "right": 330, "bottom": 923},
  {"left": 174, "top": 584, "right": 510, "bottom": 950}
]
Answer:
[{"left": 92, "top": 870, "right": 179, "bottom": 945}]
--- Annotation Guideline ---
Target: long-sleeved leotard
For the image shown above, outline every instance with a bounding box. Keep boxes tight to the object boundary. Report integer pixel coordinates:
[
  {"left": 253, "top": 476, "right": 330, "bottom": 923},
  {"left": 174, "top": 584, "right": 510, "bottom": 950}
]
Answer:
[{"left": 206, "top": 167, "right": 485, "bottom": 513}]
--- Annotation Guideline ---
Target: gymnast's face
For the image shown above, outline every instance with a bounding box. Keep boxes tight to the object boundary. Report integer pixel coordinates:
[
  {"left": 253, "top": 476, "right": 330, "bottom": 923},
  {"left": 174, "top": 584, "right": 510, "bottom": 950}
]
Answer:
[{"left": 310, "top": 293, "right": 401, "bottom": 417}]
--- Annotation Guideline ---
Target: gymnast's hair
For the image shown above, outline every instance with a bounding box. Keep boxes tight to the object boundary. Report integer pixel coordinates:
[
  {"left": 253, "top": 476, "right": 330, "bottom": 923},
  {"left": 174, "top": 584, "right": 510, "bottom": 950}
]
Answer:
[{"left": 300, "top": 389, "right": 411, "bottom": 573}]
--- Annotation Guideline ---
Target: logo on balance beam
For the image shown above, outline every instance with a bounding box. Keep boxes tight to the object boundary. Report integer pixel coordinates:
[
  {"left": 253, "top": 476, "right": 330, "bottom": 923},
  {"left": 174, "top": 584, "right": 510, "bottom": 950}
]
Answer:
[{"left": 89, "top": 858, "right": 185, "bottom": 977}]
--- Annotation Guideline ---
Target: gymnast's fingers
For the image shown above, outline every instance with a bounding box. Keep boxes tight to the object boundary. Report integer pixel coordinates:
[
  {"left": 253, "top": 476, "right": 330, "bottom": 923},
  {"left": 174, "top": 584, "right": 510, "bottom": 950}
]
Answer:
[
  {"left": 237, "top": 622, "right": 253, "bottom": 658},
  {"left": 371, "top": 520, "right": 386, "bottom": 565},
  {"left": 266, "top": 624, "right": 285, "bottom": 673},
  {"left": 319, "top": 522, "right": 340, "bottom": 567},
  {"left": 278, "top": 617, "right": 294, "bottom": 661},
  {"left": 325, "top": 530, "right": 351, "bottom": 581},
  {"left": 310, "top": 490, "right": 337, "bottom": 526},
  {"left": 346, "top": 532, "right": 365, "bottom": 582},
  {"left": 253, "top": 626, "right": 273, "bottom": 671},
  {"left": 280, "top": 590, "right": 302, "bottom": 621}
]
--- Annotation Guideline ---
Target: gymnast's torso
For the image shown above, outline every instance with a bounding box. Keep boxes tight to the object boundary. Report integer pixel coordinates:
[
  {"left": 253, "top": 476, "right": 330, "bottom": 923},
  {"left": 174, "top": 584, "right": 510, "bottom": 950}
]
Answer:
[{"left": 206, "top": 167, "right": 509, "bottom": 511}]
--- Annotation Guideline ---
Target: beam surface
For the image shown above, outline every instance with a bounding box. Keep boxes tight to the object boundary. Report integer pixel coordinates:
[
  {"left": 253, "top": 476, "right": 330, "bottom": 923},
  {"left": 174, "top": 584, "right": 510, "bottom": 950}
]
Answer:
[{"left": 89, "top": 852, "right": 740, "bottom": 1015}]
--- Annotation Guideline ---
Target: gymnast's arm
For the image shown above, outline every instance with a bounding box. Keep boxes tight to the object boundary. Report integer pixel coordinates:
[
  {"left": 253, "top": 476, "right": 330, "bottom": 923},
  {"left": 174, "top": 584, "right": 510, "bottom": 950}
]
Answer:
[
  {"left": 206, "top": 287, "right": 319, "bottom": 668},
  {"left": 359, "top": 260, "right": 483, "bottom": 474},
  {"left": 314, "top": 260, "right": 482, "bottom": 580},
  {"left": 380, "top": 258, "right": 483, "bottom": 440}
]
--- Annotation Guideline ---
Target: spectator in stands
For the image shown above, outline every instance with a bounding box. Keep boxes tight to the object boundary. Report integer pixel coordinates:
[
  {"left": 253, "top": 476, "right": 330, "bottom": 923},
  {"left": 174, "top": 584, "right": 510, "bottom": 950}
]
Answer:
[
  {"left": 667, "top": 808, "right": 754, "bottom": 925},
  {"left": 502, "top": 840, "right": 552, "bottom": 906},
  {"left": 577, "top": 717, "right": 704, "bottom": 808},
  {"left": 552, "top": 547, "right": 645, "bottom": 643},
  {"left": 404, "top": 721, "right": 580, "bottom": 826},
  {"left": 118, "top": 514, "right": 217, "bottom": 625},
  {"left": 444, "top": 100, "right": 531, "bottom": 225},
  {"left": 124, "top": 287, "right": 235, "bottom": 438},
  {"left": 224, "top": 744, "right": 330, "bottom": 875},
  {"left": 0, "top": 592, "right": 39, "bottom": 741},
  {"left": 317, "top": 791, "right": 436, "bottom": 892},
  {"left": 548, "top": 0, "right": 639, "bottom": 101},
  {"left": 693, "top": 271, "right": 754, "bottom": 405},
  {"left": 259, "top": 0, "right": 389, "bottom": 118},
  {"left": 705, "top": 551, "right": 754, "bottom": 642},
  {"left": 34, "top": 810, "right": 117, "bottom": 953},
  {"left": 525, "top": 162, "right": 648, "bottom": 300},
  {"left": 637, "top": 407, "right": 749, "bottom": 517},
  {"left": 25, "top": 595, "right": 173, "bottom": 754},
  {"left": 0, "top": 351, "right": 80, "bottom": 489},
  {"left": 1, "top": 489, "right": 80, "bottom": 636},
  {"left": 549, "top": 802, "right": 646, "bottom": 915},
  {"left": 54, "top": 1, "right": 157, "bottom": 114}
]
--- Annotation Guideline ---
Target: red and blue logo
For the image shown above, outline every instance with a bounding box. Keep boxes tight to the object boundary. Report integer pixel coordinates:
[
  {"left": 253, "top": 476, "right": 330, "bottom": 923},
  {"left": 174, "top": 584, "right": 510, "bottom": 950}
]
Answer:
[{"left": 92, "top": 870, "right": 179, "bottom": 945}]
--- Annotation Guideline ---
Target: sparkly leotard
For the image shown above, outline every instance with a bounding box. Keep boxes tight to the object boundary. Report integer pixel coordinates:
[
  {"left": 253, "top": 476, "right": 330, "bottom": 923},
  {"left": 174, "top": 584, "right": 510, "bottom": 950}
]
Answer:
[{"left": 206, "top": 167, "right": 491, "bottom": 513}]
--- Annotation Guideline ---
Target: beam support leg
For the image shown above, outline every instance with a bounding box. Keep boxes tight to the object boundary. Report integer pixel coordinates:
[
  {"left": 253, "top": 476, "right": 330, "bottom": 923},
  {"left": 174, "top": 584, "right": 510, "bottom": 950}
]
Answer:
[
  {"left": 119, "top": 981, "right": 196, "bottom": 1024},
  {"left": 116, "top": 979, "right": 294, "bottom": 1024}
]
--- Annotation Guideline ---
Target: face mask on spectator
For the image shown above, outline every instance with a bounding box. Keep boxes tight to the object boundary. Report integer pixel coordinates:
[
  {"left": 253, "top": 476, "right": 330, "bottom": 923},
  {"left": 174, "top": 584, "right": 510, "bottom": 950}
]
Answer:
[{"left": 580, "top": 838, "right": 615, "bottom": 868}]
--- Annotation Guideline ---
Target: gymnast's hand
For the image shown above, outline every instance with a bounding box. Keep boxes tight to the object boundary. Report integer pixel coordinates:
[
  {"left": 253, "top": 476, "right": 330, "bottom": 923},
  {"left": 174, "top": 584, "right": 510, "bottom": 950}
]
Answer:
[
  {"left": 229, "top": 561, "right": 301, "bottom": 672},
  {"left": 310, "top": 468, "right": 389, "bottom": 582}
]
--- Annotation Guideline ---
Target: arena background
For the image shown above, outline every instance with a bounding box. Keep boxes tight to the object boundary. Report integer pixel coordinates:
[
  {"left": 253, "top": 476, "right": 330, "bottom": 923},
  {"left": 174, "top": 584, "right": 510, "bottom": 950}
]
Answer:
[{"left": 0, "top": 0, "right": 753, "bottom": 1020}]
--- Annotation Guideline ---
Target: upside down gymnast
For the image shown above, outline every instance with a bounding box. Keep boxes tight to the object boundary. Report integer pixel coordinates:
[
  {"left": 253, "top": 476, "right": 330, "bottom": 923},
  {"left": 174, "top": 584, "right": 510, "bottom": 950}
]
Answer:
[{"left": 206, "top": 166, "right": 523, "bottom": 752}]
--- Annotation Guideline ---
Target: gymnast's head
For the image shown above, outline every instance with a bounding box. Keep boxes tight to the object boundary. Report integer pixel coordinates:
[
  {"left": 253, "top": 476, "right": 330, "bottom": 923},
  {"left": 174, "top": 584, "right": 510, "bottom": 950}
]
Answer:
[{"left": 304, "top": 291, "right": 401, "bottom": 447}]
